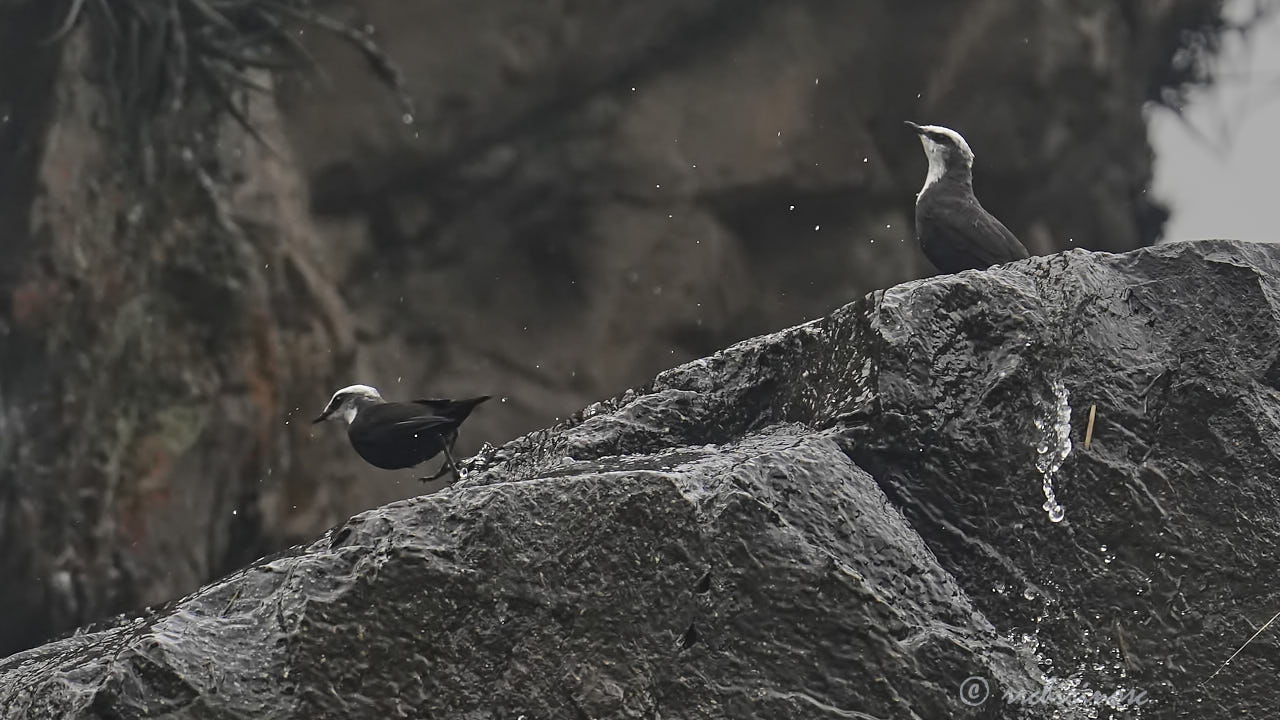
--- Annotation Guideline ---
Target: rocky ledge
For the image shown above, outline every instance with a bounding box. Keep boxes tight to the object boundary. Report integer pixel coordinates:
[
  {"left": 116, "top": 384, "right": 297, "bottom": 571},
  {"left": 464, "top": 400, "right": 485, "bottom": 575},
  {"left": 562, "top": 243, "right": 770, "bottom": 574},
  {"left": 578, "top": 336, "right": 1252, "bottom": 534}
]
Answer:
[{"left": 1, "top": 239, "right": 1277, "bottom": 719}]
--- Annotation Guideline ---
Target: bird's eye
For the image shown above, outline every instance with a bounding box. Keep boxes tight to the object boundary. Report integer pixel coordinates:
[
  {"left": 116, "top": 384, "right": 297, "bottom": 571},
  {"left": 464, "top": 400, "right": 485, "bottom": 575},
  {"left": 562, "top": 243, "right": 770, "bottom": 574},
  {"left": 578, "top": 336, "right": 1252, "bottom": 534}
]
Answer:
[{"left": 928, "top": 132, "right": 952, "bottom": 145}]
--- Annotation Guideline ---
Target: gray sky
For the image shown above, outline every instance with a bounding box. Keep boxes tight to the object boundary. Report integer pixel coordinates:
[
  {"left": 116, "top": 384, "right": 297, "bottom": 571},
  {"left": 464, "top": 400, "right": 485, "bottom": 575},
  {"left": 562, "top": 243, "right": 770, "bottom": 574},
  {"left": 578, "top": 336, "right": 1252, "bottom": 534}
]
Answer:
[{"left": 1149, "top": 0, "right": 1280, "bottom": 244}]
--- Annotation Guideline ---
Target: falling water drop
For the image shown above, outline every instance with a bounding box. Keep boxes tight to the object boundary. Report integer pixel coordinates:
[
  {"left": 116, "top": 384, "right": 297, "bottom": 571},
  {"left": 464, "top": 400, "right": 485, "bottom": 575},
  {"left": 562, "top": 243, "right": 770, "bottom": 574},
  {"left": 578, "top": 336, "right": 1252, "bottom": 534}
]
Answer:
[{"left": 1034, "top": 379, "right": 1072, "bottom": 523}]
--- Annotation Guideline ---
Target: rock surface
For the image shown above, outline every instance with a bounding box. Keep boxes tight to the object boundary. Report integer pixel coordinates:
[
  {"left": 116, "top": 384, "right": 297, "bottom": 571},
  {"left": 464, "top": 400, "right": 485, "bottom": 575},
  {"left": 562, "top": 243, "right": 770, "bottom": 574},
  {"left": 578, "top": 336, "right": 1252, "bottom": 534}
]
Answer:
[
  {"left": 0, "top": 0, "right": 1238, "bottom": 658},
  {"left": 2, "top": 239, "right": 1276, "bottom": 719}
]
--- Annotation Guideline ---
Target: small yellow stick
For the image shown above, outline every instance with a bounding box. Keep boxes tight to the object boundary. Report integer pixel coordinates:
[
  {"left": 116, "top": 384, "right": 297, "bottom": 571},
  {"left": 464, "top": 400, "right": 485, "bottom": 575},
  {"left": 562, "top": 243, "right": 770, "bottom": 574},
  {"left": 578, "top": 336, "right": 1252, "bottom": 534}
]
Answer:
[{"left": 1084, "top": 404, "right": 1097, "bottom": 449}]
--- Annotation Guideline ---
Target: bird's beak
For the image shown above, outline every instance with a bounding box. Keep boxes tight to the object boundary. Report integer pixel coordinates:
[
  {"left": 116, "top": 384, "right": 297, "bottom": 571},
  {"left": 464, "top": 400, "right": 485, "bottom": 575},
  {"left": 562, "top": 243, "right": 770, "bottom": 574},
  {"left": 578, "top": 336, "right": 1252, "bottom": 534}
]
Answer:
[
  {"left": 904, "top": 120, "right": 924, "bottom": 134},
  {"left": 312, "top": 410, "right": 330, "bottom": 424}
]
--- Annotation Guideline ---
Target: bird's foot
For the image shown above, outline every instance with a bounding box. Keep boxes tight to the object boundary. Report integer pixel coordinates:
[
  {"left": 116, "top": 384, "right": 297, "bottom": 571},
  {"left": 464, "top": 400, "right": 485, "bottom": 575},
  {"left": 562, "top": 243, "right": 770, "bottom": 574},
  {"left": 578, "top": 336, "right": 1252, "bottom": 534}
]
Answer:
[{"left": 418, "top": 460, "right": 464, "bottom": 483}]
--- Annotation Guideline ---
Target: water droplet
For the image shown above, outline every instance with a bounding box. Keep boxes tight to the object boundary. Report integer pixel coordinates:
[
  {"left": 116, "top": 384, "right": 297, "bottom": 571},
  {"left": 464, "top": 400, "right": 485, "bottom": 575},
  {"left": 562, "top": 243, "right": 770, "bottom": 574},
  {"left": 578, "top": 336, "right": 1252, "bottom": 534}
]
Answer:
[{"left": 1035, "top": 379, "right": 1072, "bottom": 523}]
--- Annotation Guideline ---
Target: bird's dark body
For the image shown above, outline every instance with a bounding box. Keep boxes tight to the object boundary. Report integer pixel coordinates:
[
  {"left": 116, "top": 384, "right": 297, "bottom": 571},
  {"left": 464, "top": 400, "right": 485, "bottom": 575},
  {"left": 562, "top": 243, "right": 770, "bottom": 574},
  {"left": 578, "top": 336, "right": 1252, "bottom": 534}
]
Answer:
[
  {"left": 915, "top": 182, "right": 1029, "bottom": 274},
  {"left": 346, "top": 396, "right": 489, "bottom": 470},
  {"left": 904, "top": 121, "right": 1030, "bottom": 275}
]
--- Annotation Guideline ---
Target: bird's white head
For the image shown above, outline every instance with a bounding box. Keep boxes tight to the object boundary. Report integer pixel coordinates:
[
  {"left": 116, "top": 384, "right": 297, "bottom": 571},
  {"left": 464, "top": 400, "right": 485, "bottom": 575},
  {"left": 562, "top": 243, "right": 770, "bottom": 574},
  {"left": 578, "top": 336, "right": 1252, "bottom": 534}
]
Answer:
[
  {"left": 905, "top": 121, "right": 975, "bottom": 199},
  {"left": 313, "top": 384, "right": 383, "bottom": 425}
]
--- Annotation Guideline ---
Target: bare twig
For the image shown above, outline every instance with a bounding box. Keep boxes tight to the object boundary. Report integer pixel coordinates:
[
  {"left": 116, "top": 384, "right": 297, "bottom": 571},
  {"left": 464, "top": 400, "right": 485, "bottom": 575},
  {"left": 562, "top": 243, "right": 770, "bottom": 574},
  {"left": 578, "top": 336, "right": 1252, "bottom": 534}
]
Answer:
[
  {"left": 45, "top": 0, "right": 90, "bottom": 43},
  {"left": 1203, "top": 608, "right": 1280, "bottom": 685}
]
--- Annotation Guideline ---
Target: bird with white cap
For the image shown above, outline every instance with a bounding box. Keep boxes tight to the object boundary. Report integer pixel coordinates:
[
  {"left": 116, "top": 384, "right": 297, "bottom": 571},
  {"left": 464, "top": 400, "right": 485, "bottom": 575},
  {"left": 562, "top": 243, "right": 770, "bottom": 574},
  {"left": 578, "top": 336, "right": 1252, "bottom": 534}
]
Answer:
[{"left": 313, "top": 384, "right": 491, "bottom": 482}]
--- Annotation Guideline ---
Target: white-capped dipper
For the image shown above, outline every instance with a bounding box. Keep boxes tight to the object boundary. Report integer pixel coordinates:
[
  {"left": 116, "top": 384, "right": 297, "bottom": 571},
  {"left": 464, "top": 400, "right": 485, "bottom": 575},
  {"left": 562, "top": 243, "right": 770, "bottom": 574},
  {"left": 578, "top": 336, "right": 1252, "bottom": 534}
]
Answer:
[
  {"left": 905, "top": 121, "right": 1030, "bottom": 274},
  {"left": 313, "top": 384, "right": 491, "bottom": 482}
]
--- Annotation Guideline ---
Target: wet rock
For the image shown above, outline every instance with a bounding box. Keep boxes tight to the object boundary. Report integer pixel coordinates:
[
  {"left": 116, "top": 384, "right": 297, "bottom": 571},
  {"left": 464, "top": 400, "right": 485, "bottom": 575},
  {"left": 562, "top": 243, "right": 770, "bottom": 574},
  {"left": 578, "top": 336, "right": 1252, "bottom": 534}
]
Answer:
[
  {"left": 4, "top": 239, "right": 1276, "bottom": 718},
  {"left": 843, "top": 239, "right": 1280, "bottom": 717},
  {"left": 0, "top": 0, "right": 1234, "bottom": 658},
  {"left": 0, "top": 428, "right": 1050, "bottom": 719}
]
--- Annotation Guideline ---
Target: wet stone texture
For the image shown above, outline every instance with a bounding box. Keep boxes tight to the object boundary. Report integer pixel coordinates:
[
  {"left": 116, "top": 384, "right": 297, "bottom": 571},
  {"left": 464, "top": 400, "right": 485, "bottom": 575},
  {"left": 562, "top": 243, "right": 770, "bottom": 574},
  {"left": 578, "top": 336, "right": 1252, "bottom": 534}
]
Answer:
[
  {"left": 0, "top": 0, "right": 1235, "bottom": 660},
  {"left": 2, "top": 238, "right": 1279, "bottom": 719}
]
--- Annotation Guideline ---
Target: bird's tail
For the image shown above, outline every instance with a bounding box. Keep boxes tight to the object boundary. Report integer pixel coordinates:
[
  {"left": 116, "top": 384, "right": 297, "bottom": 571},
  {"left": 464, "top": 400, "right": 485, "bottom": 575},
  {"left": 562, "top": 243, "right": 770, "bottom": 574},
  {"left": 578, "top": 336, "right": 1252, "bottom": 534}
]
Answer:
[
  {"left": 458, "top": 395, "right": 492, "bottom": 412},
  {"left": 447, "top": 395, "right": 491, "bottom": 422},
  {"left": 417, "top": 395, "right": 492, "bottom": 421}
]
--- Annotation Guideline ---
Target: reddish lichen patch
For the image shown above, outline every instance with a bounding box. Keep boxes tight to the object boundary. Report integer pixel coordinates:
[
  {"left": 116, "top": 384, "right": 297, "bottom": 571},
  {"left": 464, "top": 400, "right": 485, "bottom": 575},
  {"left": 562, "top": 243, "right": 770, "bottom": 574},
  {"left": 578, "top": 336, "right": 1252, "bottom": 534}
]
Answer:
[
  {"left": 10, "top": 278, "right": 59, "bottom": 329},
  {"left": 243, "top": 309, "right": 280, "bottom": 454},
  {"left": 118, "top": 434, "right": 177, "bottom": 546}
]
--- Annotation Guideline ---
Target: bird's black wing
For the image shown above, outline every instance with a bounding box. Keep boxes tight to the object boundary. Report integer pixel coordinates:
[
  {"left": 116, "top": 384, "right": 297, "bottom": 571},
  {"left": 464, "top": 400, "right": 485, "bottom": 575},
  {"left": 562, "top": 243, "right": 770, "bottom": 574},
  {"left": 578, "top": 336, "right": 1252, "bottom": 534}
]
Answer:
[
  {"left": 357, "top": 402, "right": 457, "bottom": 435},
  {"left": 413, "top": 398, "right": 461, "bottom": 412},
  {"left": 917, "top": 192, "right": 1029, "bottom": 272},
  {"left": 347, "top": 402, "right": 458, "bottom": 469}
]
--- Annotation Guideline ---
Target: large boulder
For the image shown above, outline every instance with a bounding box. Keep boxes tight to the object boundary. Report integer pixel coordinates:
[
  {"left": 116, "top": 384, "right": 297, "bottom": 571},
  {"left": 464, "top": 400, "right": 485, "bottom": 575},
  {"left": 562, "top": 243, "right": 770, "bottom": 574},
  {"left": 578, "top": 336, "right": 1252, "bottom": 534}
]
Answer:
[
  {"left": 2, "top": 238, "right": 1275, "bottom": 719},
  {"left": 0, "top": 0, "right": 1236, "bottom": 657}
]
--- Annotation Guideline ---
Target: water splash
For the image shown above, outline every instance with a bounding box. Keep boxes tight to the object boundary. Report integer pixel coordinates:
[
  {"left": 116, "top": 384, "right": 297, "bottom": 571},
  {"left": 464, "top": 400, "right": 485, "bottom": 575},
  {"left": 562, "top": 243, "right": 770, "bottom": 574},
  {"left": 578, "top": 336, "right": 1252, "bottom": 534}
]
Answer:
[{"left": 1033, "top": 379, "right": 1072, "bottom": 523}]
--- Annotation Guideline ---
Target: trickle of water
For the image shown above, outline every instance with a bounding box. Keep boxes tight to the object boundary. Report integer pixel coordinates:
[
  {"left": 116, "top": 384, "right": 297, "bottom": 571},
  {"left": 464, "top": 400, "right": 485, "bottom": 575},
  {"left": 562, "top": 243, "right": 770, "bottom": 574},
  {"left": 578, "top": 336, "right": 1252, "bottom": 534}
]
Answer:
[{"left": 1034, "top": 379, "right": 1072, "bottom": 523}]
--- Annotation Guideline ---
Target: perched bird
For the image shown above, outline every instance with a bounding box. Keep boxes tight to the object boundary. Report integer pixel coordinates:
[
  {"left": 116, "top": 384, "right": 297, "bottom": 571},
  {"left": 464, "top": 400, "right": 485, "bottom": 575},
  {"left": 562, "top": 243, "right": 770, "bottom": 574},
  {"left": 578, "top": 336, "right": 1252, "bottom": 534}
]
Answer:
[
  {"left": 905, "top": 121, "right": 1030, "bottom": 274},
  {"left": 313, "top": 384, "right": 491, "bottom": 482}
]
